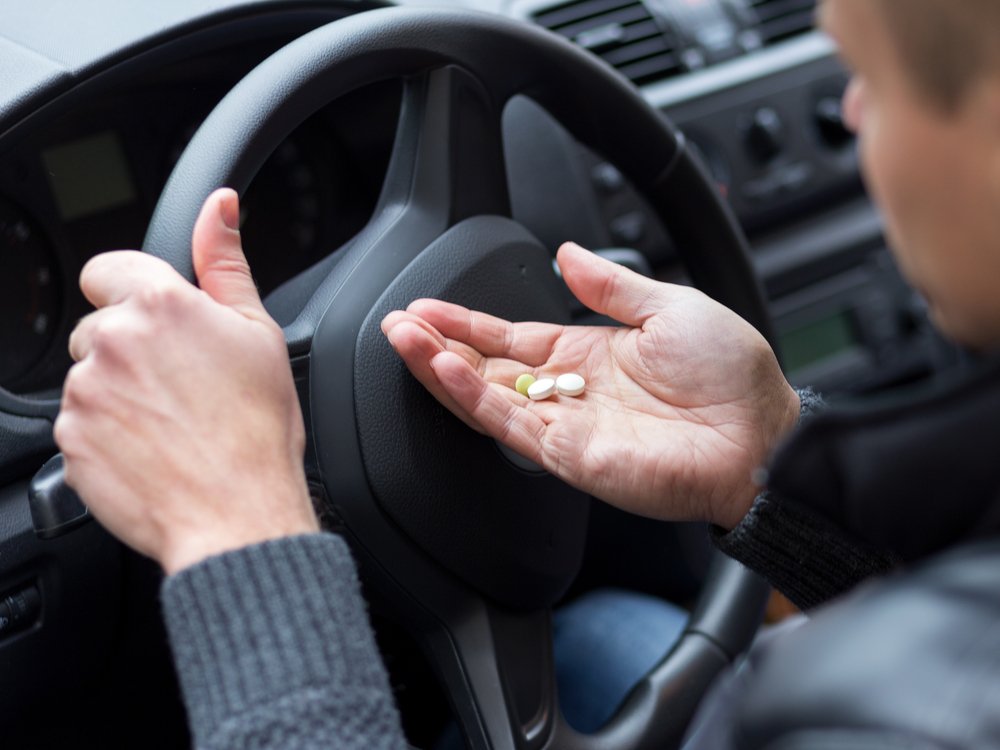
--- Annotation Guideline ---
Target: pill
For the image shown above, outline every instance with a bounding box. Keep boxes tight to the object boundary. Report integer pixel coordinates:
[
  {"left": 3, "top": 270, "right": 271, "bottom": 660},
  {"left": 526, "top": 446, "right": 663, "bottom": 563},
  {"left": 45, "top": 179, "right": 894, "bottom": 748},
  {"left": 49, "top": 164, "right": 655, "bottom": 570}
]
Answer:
[
  {"left": 527, "top": 377, "right": 557, "bottom": 401},
  {"left": 556, "top": 373, "right": 586, "bottom": 397},
  {"left": 515, "top": 373, "right": 536, "bottom": 396}
]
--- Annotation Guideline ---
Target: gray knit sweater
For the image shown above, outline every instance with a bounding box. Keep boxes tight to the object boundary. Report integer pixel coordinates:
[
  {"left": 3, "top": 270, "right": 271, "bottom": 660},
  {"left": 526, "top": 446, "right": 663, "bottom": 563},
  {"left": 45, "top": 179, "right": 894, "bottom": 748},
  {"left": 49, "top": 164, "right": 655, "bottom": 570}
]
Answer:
[{"left": 162, "top": 534, "right": 409, "bottom": 749}]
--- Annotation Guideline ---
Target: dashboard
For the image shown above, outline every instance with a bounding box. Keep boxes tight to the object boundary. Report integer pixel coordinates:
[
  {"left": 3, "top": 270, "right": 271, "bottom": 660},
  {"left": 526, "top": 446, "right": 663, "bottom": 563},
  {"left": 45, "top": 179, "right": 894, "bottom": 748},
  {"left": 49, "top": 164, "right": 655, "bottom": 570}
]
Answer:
[
  {"left": 0, "top": 37, "right": 400, "bottom": 395},
  {"left": 0, "top": 0, "right": 954, "bottom": 406},
  {"left": 0, "top": 0, "right": 962, "bottom": 745}
]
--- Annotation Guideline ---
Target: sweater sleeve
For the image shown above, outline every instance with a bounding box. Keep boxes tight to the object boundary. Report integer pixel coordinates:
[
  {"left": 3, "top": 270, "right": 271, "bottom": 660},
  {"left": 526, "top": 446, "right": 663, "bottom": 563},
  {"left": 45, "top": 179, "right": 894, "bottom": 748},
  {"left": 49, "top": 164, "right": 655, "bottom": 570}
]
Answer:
[
  {"left": 710, "top": 388, "right": 898, "bottom": 610},
  {"left": 160, "top": 533, "right": 409, "bottom": 750}
]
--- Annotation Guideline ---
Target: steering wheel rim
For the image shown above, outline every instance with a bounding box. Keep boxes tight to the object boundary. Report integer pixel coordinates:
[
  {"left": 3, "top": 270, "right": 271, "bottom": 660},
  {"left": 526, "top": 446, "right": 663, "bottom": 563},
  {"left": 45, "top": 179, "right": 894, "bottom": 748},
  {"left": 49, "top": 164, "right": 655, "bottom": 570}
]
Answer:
[{"left": 143, "top": 7, "right": 772, "bottom": 749}]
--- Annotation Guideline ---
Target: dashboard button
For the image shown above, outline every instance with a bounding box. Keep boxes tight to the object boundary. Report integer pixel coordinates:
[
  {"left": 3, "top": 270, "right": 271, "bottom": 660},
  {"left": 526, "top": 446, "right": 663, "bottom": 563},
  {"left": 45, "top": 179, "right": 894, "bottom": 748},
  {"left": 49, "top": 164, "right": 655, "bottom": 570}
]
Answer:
[
  {"left": 815, "top": 96, "right": 854, "bottom": 149},
  {"left": 744, "top": 106, "right": 785, "bottom": 163},
  {"left": 591, "top": 162, "right": 625, "bottom": 193},
  {"left": 0, "top": 585, "right": 41, "bottom": 639},
  {"left": 610, "top": 211, "right": 646, "bottom": 244}
]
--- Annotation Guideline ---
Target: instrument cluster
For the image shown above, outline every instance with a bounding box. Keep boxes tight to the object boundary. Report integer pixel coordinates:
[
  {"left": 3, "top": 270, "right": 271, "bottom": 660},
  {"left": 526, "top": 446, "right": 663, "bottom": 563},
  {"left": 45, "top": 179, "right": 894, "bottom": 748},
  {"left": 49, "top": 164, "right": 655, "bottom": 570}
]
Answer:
[{"left": 0, "top": 46, "right": 399, "bottom": 396}]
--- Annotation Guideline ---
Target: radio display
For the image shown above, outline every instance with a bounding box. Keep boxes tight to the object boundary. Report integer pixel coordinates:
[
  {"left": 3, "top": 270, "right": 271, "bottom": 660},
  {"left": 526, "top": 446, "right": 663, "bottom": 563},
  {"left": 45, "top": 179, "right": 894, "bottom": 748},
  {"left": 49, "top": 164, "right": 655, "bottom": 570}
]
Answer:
[{"left": 779, "top": 310, "right": 858, "bottom": 374}]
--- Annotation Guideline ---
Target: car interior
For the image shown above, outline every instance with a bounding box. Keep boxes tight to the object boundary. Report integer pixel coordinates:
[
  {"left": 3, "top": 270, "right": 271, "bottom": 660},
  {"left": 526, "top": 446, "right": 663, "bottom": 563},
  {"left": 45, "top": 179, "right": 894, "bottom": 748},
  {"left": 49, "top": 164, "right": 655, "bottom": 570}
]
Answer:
[{"left": 0, "top": 0, "right": 963, "bottom": 747}]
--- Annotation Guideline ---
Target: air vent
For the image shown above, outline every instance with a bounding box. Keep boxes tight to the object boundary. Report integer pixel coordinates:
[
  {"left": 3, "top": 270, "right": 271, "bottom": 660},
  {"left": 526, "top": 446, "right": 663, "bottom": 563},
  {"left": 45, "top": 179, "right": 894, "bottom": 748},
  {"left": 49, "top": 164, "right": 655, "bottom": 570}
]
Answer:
[
  {"left": 749, "top": 0, "right": 817, "bottom": 45},
  {"left": 532, "top": 0, "right": 683, "bottom": 86}
]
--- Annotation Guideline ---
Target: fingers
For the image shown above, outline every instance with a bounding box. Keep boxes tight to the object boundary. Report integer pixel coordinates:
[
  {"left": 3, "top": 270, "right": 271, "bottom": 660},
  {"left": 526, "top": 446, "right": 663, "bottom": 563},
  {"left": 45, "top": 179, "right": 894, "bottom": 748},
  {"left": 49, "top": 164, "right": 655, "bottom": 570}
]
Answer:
[
  {"left": 383, "top": 308, "right": 568, "bottom": 436},
  {"left": 68, "top": 309, "right": 105, "bottom": 362},
  {"left": 402, "top": 243, "right": 679, "bottom": 358},
  {"left": 80, "top": 251, "right": 184, "bottom": 310},
  {"left": 79, "top": 188, "right": 264, "bottom": 323},
  {"left": 382, "top": 310, "right": 548, "bottom": 385},
  {"left": 404, "top": 299, "right": 564, "bottom": 365},
  {"left": 75, "top": 189, "right": 273, "bottom": 364},
  {"left": 191, "top": 188, "right": 270, "bottom": 323},
  {"left": 382, "top": 313, "right": 483, "bottom": 433},
  {"left": 429, "top": 351, "right": 548, "bottom": 464},
  {"left": 556, "top": 241, "right": 669, "bottom": 327},
  {"left": 382, "top": 309, "right": 449, "bottom": 352}
]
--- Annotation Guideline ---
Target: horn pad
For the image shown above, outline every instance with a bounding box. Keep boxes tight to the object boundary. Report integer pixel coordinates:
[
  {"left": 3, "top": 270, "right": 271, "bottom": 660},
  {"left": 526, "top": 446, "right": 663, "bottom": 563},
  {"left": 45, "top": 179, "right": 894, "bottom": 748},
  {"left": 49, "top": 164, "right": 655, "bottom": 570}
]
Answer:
[{"left": 353, "top": 216, "right": 589, "bottom": 610}]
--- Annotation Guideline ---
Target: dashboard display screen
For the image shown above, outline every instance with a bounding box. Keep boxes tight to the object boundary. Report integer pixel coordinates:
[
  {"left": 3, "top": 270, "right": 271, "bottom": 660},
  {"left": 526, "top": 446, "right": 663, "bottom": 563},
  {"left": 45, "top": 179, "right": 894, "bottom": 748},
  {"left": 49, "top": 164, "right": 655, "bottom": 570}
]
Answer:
[
  {"left": 780, "top": 310, "right": 858, "bottom": 374},
  {"left": 42, "top": 131, "right": 136, "bottom": 221}
]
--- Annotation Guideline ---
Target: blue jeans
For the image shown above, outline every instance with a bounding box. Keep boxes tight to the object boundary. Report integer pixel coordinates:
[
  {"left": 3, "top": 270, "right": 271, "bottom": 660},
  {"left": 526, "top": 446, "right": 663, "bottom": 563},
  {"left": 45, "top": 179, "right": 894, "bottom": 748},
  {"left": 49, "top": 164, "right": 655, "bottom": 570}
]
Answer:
[
  {"left": 435, "top": 589, "right": 688, "bottom": 748},
  {"left": 553, "top": 589, "right": 689, "bottom": 733},
  {"left": 556, "top": 592, "right": 809, "bottom": 747},
  {"left": 556, "top": 591, "right": 809, "bottom": 748}
]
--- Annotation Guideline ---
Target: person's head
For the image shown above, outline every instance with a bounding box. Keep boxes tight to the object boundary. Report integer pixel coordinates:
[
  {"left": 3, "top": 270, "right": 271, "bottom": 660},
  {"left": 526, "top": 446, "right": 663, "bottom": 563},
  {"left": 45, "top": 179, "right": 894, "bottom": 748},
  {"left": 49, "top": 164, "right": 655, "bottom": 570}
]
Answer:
[{"left": 819, "top": 0, "right": 1000, "bottom": 350}]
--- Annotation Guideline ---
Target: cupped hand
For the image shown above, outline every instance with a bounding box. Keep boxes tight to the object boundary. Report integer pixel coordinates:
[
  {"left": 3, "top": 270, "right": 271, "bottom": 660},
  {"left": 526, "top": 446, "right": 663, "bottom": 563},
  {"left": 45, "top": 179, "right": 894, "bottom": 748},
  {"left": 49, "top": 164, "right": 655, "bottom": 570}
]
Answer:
[
  {"left": 382, "top": 242, "right": 799, "bottom": 530},
  {"left": 54, "top": 188, "right": 318, "bottom": 574}
]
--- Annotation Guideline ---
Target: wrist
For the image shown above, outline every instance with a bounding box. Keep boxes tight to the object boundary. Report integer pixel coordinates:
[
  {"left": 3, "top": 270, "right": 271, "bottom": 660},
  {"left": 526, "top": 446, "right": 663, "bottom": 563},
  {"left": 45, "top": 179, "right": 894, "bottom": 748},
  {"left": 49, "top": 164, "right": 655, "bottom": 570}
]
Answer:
[
  {"left": 160, "top": 483, "right": 319, "bottom": 575},
  {"left": 713, "top": 490, "right": 760, "bottom": 532},
  {"left": 777, "top": 383, "right": 803, "bottom": 445},
  {"left": 714, "top": 383, "right": 803, "bottom": 531},
  {"left": 161, "top": 520, "right": 321, "bottom": 575}
]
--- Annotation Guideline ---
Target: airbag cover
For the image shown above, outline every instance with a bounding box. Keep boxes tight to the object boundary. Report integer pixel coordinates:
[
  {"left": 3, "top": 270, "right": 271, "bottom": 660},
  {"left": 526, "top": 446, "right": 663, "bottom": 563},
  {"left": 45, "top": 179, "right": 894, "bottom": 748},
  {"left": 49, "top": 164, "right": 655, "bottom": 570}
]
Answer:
[{"left": 354, "top": 216, "right": 589, "bottom": 610}]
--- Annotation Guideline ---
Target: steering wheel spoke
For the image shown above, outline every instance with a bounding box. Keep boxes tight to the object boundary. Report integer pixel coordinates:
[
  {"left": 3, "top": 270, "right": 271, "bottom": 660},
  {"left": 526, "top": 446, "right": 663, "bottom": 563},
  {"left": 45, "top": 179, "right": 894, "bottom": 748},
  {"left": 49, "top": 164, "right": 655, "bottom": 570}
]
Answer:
[
  {"left": 380, "top": 67, "right": 511, "bottom": 230},
  {"left": 416, "top": 596, "right": 558, "bottom": 750}
]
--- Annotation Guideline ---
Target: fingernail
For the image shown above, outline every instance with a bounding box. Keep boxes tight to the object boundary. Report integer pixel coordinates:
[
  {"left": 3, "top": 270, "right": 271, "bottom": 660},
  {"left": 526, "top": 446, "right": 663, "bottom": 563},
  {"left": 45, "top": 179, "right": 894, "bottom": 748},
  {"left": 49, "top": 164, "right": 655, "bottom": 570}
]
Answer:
[
  {"left": 220, "top": 191, "right": 240, "bottom": 231},
  {"left": 383, "top": 327, "right": 398, "bottom": 349}
]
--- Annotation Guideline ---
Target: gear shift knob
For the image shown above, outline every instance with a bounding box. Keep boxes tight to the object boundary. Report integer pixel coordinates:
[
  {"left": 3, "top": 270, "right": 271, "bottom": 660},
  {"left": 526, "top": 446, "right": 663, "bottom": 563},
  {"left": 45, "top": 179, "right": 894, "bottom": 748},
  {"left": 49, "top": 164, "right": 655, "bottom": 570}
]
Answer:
[{"left": 28, "top": 454, "right": 91, "bottom": 539}]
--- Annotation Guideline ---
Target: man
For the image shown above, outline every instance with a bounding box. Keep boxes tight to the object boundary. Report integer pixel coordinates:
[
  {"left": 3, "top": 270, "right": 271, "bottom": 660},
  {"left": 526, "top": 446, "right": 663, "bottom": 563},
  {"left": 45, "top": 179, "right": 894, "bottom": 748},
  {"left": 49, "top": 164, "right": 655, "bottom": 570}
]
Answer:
[{"left": 53, "top": 0, "right": 1000, "bottom": 746}]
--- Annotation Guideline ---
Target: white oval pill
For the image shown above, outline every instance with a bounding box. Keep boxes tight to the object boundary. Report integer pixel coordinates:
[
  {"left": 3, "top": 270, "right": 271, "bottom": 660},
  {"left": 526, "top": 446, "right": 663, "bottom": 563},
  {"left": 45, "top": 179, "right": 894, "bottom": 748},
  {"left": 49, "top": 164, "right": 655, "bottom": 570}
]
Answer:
[
  {"left": 527, "top": 377, "right": 557, "bottom": 401},
  {"left": 556, "top": 373, "right": 586, "bottom": 397}
]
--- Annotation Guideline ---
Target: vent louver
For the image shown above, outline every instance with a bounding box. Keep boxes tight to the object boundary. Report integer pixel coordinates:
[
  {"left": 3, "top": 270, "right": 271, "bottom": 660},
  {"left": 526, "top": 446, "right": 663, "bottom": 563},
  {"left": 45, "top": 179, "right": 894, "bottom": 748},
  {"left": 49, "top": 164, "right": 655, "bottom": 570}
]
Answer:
[
  {"left": 749, "top": 0, "right": 817, "bottom": 45},
  {"left": 532, "top": 0, "right": 682, "bottom": 86}
]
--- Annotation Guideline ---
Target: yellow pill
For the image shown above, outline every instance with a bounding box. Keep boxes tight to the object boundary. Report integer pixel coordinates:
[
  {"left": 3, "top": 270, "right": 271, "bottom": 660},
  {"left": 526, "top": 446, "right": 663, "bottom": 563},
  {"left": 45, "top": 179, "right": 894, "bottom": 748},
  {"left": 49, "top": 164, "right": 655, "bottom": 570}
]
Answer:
[{"left": 515, "top": 373, "right": 536, "bottom": 396}]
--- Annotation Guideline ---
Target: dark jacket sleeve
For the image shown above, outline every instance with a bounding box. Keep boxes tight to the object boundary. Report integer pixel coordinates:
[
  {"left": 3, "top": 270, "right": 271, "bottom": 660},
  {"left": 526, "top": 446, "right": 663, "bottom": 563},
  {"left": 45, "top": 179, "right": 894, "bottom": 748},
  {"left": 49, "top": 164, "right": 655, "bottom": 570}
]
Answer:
[
  {"left": 160, "top": 533, "right": 408, "bottom": 750},
  {"left": 710, "top": 388, "right": 897, "bottom": 610}
]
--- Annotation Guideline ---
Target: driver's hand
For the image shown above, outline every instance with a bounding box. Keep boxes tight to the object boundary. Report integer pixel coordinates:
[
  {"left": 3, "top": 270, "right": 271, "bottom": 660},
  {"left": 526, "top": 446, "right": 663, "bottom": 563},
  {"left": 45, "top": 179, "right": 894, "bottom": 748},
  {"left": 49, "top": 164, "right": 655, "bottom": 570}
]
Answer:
[
  {"left": 54, "top": 188, "right": 318, "bottom": 574},
  {"left": 381, "top": 242, "right": 799, "bottom": 530}
]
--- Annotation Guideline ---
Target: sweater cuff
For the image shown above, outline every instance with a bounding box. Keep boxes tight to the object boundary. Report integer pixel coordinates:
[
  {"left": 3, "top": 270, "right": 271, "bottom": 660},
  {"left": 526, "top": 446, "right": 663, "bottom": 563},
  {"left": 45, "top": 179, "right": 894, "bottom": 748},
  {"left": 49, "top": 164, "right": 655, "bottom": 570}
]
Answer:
[
  {"left": 711, "top": 494, "right": 898, "bottom": 610},
  {"left": 160, "top": 533, "right": 404, "bottom": 748},
  {"left": 710, "top": 387, "right": 897, "bottom": 610},
  {"left": 794, "top": 386, "right": 826, "bottom": 425}
]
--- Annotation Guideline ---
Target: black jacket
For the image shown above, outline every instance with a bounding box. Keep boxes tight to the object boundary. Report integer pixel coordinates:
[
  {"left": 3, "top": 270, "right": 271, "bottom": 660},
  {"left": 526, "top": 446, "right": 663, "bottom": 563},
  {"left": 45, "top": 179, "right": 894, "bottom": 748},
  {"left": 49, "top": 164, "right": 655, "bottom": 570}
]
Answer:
[{"left": 720, "top": 356, "right": 1000, "bottom": 749}]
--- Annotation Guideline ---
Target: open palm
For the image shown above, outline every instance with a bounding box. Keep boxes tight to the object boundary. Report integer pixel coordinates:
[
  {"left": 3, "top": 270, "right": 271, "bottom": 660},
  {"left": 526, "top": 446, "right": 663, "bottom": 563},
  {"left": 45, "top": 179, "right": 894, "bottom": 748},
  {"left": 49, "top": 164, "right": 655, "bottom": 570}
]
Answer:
[{"left": 382, "top": 242, "right": 799, "bottom": 530}]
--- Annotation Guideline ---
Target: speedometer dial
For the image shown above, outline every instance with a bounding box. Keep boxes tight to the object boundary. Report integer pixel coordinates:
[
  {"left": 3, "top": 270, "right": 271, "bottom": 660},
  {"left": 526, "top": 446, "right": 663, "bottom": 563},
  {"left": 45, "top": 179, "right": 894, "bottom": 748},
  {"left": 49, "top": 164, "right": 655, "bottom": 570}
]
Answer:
[
  {"left": 240, "top": 135, "right": 332, "bottom": 296},
  {"left": 0, "top": 197, "right": 59, "bottom": 390},
  {"left": 166, "top": 118, "right": 335, "bottom": 297}
]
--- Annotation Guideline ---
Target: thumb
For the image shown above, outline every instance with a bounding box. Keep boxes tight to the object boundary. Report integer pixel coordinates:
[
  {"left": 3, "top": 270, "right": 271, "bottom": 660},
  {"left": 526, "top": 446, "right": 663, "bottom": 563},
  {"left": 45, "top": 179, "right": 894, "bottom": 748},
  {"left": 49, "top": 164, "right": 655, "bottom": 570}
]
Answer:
[
  {"left": 556, "top": 241, "right": 668, "bottom": 327},
  {"left": 191, "top": 188, "right": 268, "bottom": 322}
]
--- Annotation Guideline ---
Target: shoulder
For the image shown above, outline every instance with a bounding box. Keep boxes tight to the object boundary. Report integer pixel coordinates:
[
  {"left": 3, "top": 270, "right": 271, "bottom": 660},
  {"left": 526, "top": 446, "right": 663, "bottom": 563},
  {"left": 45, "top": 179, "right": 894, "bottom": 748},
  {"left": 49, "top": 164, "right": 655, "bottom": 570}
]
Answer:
[{"left": 733, "top": 539, "right": 1000, "bottom": 749}]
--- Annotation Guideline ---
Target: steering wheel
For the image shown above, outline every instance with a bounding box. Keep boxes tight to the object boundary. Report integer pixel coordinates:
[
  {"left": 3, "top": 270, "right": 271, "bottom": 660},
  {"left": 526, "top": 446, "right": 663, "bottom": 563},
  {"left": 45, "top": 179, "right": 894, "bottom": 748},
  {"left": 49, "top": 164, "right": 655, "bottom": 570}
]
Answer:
[{"left": 144, "top": 7, "right": 772, "bottom": 749}]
